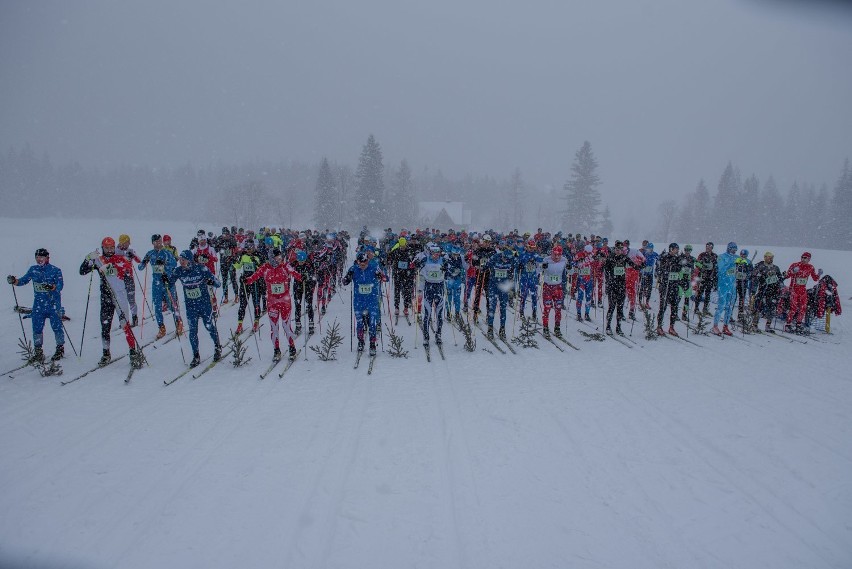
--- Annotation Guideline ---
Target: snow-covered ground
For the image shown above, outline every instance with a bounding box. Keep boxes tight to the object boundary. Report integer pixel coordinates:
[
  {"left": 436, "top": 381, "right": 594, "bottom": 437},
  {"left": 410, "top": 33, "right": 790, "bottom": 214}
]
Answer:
[{"left": 1, "top": 218, "right": 850, "bottom": 569}]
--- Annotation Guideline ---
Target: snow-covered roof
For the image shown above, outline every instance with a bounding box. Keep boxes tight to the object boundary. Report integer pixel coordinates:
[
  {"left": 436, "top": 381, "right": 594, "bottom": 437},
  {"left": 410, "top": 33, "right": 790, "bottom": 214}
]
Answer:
[{"left": 418, "top": 201, "right": 471, "bottom": 228}]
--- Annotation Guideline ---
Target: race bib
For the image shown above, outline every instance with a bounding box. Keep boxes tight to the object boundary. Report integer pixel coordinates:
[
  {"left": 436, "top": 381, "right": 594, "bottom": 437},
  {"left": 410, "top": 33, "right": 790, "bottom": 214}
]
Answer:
[
  {"left": 525, "top": 262, "right": 536, "bottom": 272},
  {"left": 796, "top": 277, "right": 807, "bottom": 285},
  {"left": 494, "top": 269, "right": 508, "bottom": 279},
  {"left": 613, "top": 267, "right": 625, "bottom": 277},
  {"left": 726, "top": 267, "right": 735, "bottom": 276},
  {"left": 271, "top": 283, "right": 285, "bottom": 294},
  {"left": 427, "top": 270, "right": 444, "bottom": 281},
  {"left": 546, "top": 273, "right": 562, "bottom": 284},
  {"left": 242, "top": 262, "right": 255, "bottom": 272},
  {"left": 641, "top": 266, "right": 653, "bottom": 274},
  {"left": 185, "top": 287, "right": 202, "bottom": 300},
  {"left": 736, "top": 272, "right": 748, "bottom": 280},
  {"left": 103, "top": 266, "right": 117, "bottom": 277},
  {"left": 153, "top": 265, "right": 165, "bottom": 274},
  {"left": 765, "top": 275, "right": 778, "bottom": 285},
  {"left": 358, "top": 283, "right": 374, "bottom": 295},
  {"left": 704, "top": 263, "right": 714, "bottom": 271},
  {"left": 567, "top": 268, "right": 576, "bottom": 275},
  {"left": 34, "top": 282, "right": 52, "bottom": 293},
  {"left": 580, "top": 267, "right": 591, "bottom": 276},
  {"left": 397, "top": 261, "right": 408, "bottom": 269},
  {"left": 668, "top": 272, "right": 681, "bottom": 281}
]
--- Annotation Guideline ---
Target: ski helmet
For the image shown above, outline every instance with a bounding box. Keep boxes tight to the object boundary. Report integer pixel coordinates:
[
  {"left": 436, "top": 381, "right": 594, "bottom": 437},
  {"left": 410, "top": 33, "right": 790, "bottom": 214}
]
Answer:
[
  {"left": 764, "top": 251, "right": 774, "bottom": 260},
  {"left": 118, "top": 234, "right": 130, "bottom": 246},
  {"left": 740, "top": 249, "right": 748, "bottom": 257},
  {"left": 102, "top": 237, "right": 115, "bottom": 248},
  {"left": 355, "top": 251, "right": 368, "bottom": 263},
  {"left": 646, "top": 243, "right": 654, "bottom": 250},
  {"left": 35, "top": 248, "right": 49, "bottom": 258},
  {"left": 684, "top": 244, "right": 693, "bottom": 252},
  {"left": 151, "top": 234, "right": 162, "bottom": 243},
  {"left": 163, "top": 235, "right": 172, "bottom": 243},
  {"left": 179, "top": 250, "right": 194, "bottom": 262},
  {"left": 727, "top": 242, "right": 737, "bottom": 252},
  {"left": 296, "top": 250, "right": 307, "bottom": 263},
  {"left": 613, "top": 241, "right": 623, "bottom": 250},
  {"left": 272, "top": 248, "right": 282, "bottom": 257},
  {"left": 668, "top": 242, "right": 679, "bottom": 250},
  {"left": 801, "top": 251, "right": 811, "bottom": 259},
  {"left": 222, "top": 226, "right": 229, "bottom": 234},
  {"left": 552, "top": 245, "right": 563, "bottom": 256}
]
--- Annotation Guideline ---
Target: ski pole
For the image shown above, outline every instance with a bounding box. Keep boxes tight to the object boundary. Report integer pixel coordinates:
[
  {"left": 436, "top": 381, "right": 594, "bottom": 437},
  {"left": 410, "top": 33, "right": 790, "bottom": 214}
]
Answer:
[
  {"left": 163, "top": 283, "right": 187, "bottom": 364},
  {"left": 80, "top": 272, "right": 93, "bottom": 357},
  {"left": 10, "top": 284, "right": 29, "bottom": 345},
  {"left": 350, "top": 283, "right": 354, "bottom": 352}
]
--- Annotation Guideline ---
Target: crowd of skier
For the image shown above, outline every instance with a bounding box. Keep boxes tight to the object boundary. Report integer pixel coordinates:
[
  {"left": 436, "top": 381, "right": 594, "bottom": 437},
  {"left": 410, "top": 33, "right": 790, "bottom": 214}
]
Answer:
[{"left": 6, "top": 224, "right": 843, "bottom": 378}]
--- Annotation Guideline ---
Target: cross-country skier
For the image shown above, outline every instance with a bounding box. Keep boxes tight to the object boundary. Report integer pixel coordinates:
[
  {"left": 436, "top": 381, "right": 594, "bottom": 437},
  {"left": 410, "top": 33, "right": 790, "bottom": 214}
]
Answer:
[
  {"left": 233, "top": 238, "right": 263, "bottom": 334},
  {"left": 138, "top": 234, "right": 183, "bottom": 339},
  {"left": 750, "top": 251, "right": 784, "bottom": 332},
  {"left": 386, "top": 237, "right": 417, "bottom": 318},
  {"left": 291, "top": 249, "right": 316, "bottom": 335},
  {"left": 516, "top": 239, "right": 543, "bottom": 321},
  {"left": 783, "top": 251, "right": 821, "bottom": 333},
  {"left": 655, "top": 243, "right": 683, "bottom": 336},
  {"left": 540, "top": 245, "right": 568, "bottom": 338},
  {"left": 602, "top": 241, "right": 642, "bottom": 335},
  {"left": 342, "top": 251, "right": 388, "bottom": 356},
  {"left": 444, "top": 246, "right": 466, "bottom": 323},
  {"left": 574, "top": 244, "right": 595, "bottom": 322},
  {"left": 694, "top": 242, "right": 717, "bottom": 317},
  {"left": 117, "top": 234, "right": 142, "bottom": 326},
  {"left": 734, "top": 249, "right": 753, "bottom": 321},
  {"left": 164, "top": 250, "right": 222, "bottom": 367},
  {"left": 712, "top": 242, "right": 739, "bottom": 336},
  {"left": 484, "top": 247, "right": 515, "bottom": 340},
  {"left": 8, "top": 248, "right": 65, "bottom": 363},
  {"left": 415, "top": 244, "right": 449, "bottom": 346},
  {"left": 80, "top": 237, "right": 143, "bottom": 368},
  {"left": 639, "top": 243, "right": 658, "bottom": 309},
  {"left": 245, "top": 248, "right": 301, "bottom": 362}
]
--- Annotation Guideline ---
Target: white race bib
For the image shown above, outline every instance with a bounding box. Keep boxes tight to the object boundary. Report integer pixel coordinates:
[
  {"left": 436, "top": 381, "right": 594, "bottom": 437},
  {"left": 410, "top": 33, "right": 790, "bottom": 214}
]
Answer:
[
  {"left": 427, "top": 270, "right": 444, "bottom": 280},
  {"left": 765, "top": 275, "right": 778, "bottom": 285},
  {"left": 736, "top": 272, "right": 748, "bottom": 280},
  {"left": 103, "top": 266, "right": 117, "bottom": 277},
  {"left": 580, "top": 267, "right": 591, "bottom": 276},
  {"left": 796, "top": 277, "right": 807, "bottom": 285},
  {"left": 242, "top": 262, "right": 255, "bottom": 272},
  {"left": 494, "top": 269, "right": 508, "bottom": 279},
  {"left": 641, "top": 266, "right": 653, "bottom": 274},
  {"left": 613, "top": 267, "right": 625, "bottom": 277},
  {"left": 397, "top": 261, "right": 408, "bottom": 269},
  {"left": 271, "top": 283, "right": 285, "bottom": 294},
  {"left": 668, "top": 272, "right": 681, "bottom": 281},
  {"left": 153, "top": 265, "right": 165, "bottom": 274},
  {"left": 546, "top": 273, "right": 562, "bottom": 284},
  {"left": 358, "top": 283, "right": 374, "bottom": 295},
  {"left": 726, "top": 267, "right": 735, "bottom": 276},
  {"left": 34, "top": 282, "right": 52, "bottom": 293},
  {"left": 185, "top": 287, "right": 202, "bottom": 300}
]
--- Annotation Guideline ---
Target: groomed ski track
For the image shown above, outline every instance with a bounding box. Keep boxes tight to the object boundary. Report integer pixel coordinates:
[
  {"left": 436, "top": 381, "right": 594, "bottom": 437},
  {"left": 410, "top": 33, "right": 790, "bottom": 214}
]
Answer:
[{"left": 1, "top": 220, "right": 850, "bottom": 569}]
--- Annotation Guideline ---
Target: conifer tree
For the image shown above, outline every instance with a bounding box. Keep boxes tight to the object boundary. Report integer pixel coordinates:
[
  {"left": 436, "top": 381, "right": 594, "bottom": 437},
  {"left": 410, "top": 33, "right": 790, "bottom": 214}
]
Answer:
[
  {"left": 831, "top": 158, "right": 852, "bottom": 249},
  {"left": 354, "top": 134, "right": 385, "bottom": 229},
  {"left": 758, "top": 176, "right": 783, "bottom": 246},
  {"left": 561, "top": 141, "right": 602, "bottom": 236},
  {"left": 314, "top": 157, "right": 337, "bottom": 229},
  {"left": 508, "top": 168, "right": 525, "bottom": 230},
  {"left": 712, "top": 162, "right": 741, "bottom": 240},
  {"left": 389, "top": 159, "right": 416, "bottom": 229}
]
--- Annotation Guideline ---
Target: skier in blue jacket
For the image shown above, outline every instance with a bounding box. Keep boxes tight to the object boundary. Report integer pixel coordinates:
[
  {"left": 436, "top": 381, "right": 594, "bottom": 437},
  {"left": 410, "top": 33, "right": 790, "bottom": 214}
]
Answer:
[
  {"left": 516, "top": 239, "right": 543, "bottom": 321},
  {"left": 138, "top": 234, "right": 182, "bottom": 339},
  {"left": 713, "top": 242, "right": 739, "bottom": 336},
  {"left": 342, "top": 251, "right": 388, "bottom": 356},
  {"left": 485, "top": 247, "right": 516, "bottom": 341},
  {"left": 164, "top": 250, "right": 222, "bottom": 367},
  {"left": 8, "top": 248, "right": 65, "bottom": 363}
]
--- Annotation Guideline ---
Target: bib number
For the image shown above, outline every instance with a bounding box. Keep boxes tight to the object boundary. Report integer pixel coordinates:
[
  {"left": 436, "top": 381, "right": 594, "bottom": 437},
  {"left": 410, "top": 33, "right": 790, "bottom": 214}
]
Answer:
[
  {"left": 580, "top": 267, "right": 591, "bottom": 276},
  {"left": 358, "top": 284, "right": 374, "bottom": 295},
  {"left": 641, "top": 267, "right": 653, "bottom": 274},
  {"left": 271, "top": 283, "right": 285, "bottom": 294},
  {"left": 103, "top": 266, "right": 117, "bottom": 277},
  {"left": 796, "top": 277, "right": 807, "bottom": 285},
  {"left": 567, "top": 268, "right": 576, "bottom": 275},
  {"left": 613, "top": 267, "right": 625, "bottom": 277},
  {"left": 427, "top": 270, "right": 443, "bottom": 280},
  {"left": 726, "top": 267, "right": 735, "bottom": 277},
  {"left": 153, "top": 265, "right": 165, "bottom": 274},
  {"left": 242, "top": 262, "right": 255, "bottom": 273},
  {"left": 546, "top": 274, "right": 562, "bottom": 284},
  {"left": 526, "top": 262, "right": 536, "bottom": 272},
  {"left": 185, "top": 287, "right": 202, "bottom": 300},
  {"left": 34, "top": 282, "right": 52, "bottom": 293},
  {"left": 736, "top": 272, "right": 748, "bottom": 280},
  {"left": 397, "top": 261, "right": 408, "bottom": 269},
  {"left": 494, "top": 269, "right": 508, "bottom": 279},
  {"left": 668, "top": 272, "right": 681, "bottom": 281},
  {"left": 765, "top": 275, "right": 778, "bottom": 285}
]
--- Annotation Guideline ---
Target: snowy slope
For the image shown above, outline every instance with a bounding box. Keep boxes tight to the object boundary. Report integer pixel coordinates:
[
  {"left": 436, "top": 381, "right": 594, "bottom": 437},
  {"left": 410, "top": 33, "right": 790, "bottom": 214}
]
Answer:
[{"left": 1, "top": 218, "right": 850, "bottom": 569}]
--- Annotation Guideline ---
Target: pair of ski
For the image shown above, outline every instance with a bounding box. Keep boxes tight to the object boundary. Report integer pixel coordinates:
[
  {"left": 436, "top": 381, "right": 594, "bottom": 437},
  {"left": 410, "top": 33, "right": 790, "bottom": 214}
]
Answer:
[
  {"left": 423, "top": 340, "right": 445, "bottom": 362},
  {"left": 353, "top": 349, "right": 376, "bottom": 375},
  {"left": 394, "top": 313, "right": 412, "bottom": 327},
  {"left": 164, "top": 323, "right": 264, "bottom": 386},
  {"left": 60, "top": 334, "right": 160, "bottom": 385},
  {"left": 259, "top": 349, "right": 302, "bottom": 379},
  {"left": 473, "top": 321, "right": 515, "bottom": 354}
]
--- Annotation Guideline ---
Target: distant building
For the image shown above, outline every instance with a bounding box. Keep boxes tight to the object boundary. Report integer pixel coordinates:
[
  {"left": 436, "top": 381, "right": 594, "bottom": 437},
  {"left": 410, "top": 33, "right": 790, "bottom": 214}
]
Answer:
[{"left": 418, "top": 201, "right": 471, "bottom": 231}]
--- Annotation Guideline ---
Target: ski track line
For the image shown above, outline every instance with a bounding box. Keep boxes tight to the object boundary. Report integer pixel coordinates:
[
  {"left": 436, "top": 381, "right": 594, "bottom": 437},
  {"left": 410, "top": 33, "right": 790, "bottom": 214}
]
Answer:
[
  {"left": 89, "top": 366, "right": 285, "bottom": 566},
  {"left": 515, "top": 369, "right": 706, "bottom": 569},
  {"left": 613, "top": 379, "right": 847, "bottom": 567},
  {"left": 277, "top": 371, "right": 371, "bottom": 569}
]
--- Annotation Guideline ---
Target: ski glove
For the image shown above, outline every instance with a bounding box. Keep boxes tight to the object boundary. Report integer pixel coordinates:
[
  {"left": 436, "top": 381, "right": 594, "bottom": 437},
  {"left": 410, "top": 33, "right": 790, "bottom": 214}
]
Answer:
[
  {"left": 7, "top": 275, "right": 16, "bottom": 285},
  {"left": 541, "top": 262, "right": 549, "bottom": 269},
  {"left": 161, "top": 275, "right": 170, "bottom": 285},
  {"left": 86, "top": 250, "right": 100, "bottom": 261}
]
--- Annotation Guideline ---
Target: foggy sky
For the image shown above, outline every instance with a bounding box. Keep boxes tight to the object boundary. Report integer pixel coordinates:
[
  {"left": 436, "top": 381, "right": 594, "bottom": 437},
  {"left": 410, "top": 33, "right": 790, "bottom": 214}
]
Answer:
[{"left": 2, "top": 0, "right": 851, "bottom": 227}]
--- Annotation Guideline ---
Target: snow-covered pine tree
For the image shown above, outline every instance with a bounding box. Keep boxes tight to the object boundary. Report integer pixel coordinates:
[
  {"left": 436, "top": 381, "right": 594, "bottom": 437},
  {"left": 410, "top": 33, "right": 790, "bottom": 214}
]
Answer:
[
  {"left": 389, "top": 159, "right": 416, "bottom": 229},
  {"left": 830, "top": 158, "right": 852, "bottom": 250},
  {"left": 314, "top": 157, "right": 337, "bottom": 230},
  {"left": 354, "top": 134, "right": 386, "bottom": 229},
  {"left": 599, "top": 205, "right": 614, "bottom": 238},
  {"left": 562, "top": 141, "right": 602, "bottom": 236},
  {"left": 758, "top": 176, "right": 783, "bottom": 247},
  {"left": 712, "top": 162, "right": 741, "bottom": 241},
  {"left": 508, "top": 167, "right": 525, "bottom": 230},
  {"left": 310, "top": 320, "right": 344, "bottom": 361}
]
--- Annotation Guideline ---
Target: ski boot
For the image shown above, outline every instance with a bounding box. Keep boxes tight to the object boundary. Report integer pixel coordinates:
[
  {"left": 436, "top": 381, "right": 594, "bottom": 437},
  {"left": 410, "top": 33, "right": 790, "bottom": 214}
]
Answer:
[
  {"left": 531, "top": 311, "right": 537, "bottom": 323},
  {"left": 295, "top": 322, "right": 302, "bottom": 335},
  {"left": 29, "top": 346, "right": 45, "bottom": 365},
  {"left": 132, "top": 315, "right": 139, "bottom": 327},
  {"left": 656, "top": 326, "right": 666, "bottom": 336},
  {"left": 235, "top": 322, "right": 244, "bottom": 335},
  {"left": 222, "top": 294, "right": 229, "bottom": 304},
  {"left": 554, "top": 327, "right": 563, "bottom": 339},
  {"left": 722, "top": 325, "right": 733, "bottom": 336},
  {"left": 681, "top": 308, "right": 689, "bottom": 321},
  {"left": 498, "top": 327, "right": 506, "bottom": 341},
  {"left": 357, "top": 338, "right": 365, "bottom": 352},
  {"left": 176, "top": 319, "right": 185, "bottom": 336},
  {"left": 629, "top": 310, "right": 636, "bottom": 321},
  {"left": 308, "top": 322, "right": 315, "bottom": 335},
  {"left": 668, "top": 326, "right": 679, "bottom": 337},
  {"left": 51, "top": 345, "right": 64, "bottom": 362},
  {"left": 462, "top": 303, "right": 468, "bottom": 312},
  {"left": 289, "top": 344, "right": 297, "bottom": 361},
  {"left": 190, "top": 352, "right": 201, "bottom": 368},
  {"left": 702, "top": 307, "right": 711, "bottom": 317},
  {"left": 369, "top": 338, "right": 377, "bottom": 356},
  {"left": 606, "top": 325, "right": 613, "bottom": 336},
  {"left": 321, "top": 306, "right": 327, "bottom": 316},
  {"left": 584, "top": 313, "right": 592, "bottom": 322},
  {"left": 542, "top": 328, "right": 551, "bottom": 339},
  {"left": 423, "top": 333, "right": 430, "bottom": 348},
  {"left": 253, "top": 319, "right": 260, "bottom": 332},
  {"left": 129, "top": 348, "right": 144, "bottom": 369},
  {"left": 98, "top": 349, "right": 111, "bottom": 367},
  {"left": 156, "top": 324, "right": 167, "bottom": 339},
  {"left": 615, "top": 324, "right": 623, "bottom": 335},
  {"left": 273, "top": 347, "right": 282, "bottom": 362},
  {"left": 213, "top": 344, "right": 222, "bottom": 362},
  {"left": 711, "top": 325, "right": 722, "bottom": 336},
  {"left": 576, "top": 313, "right": 582, "bottom": 322},
  {"left": 765, "top": 322, "right": 775, "bottom": 334},
  {"left": 487, "top": 325, "right": 495, "bottom": 340},
  {"left": 435, "top": 332, "right": 442, "bottom": 345}
]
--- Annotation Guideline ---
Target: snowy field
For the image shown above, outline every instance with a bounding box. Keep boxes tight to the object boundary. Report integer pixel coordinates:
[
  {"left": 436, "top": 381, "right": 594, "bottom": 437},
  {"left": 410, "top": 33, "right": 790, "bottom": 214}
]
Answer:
[{"left": 1, "top": 217, "right": 850, "bottom": 569}]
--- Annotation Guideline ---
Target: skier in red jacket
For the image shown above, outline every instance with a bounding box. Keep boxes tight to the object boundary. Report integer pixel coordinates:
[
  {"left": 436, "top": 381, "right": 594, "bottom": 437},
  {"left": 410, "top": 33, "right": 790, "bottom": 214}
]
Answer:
[
  {"left": 784, "top": 251, "right": 821, "bottom": 332},
  {"left": 245, "top": 248, "right": 302, "bottom": 361}
]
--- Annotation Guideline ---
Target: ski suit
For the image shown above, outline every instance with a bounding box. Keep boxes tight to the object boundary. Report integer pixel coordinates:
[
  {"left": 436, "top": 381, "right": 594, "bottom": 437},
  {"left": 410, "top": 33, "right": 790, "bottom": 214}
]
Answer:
[
  {"left": 215, "top": 233, "right": 239, "bottom": 299},
  {"left": 444, "top": 254, "right": 466, "bottom": 317},
  {"left": 734, "top": 256, "right": 753, "bottom": 316},
  {"left": 343, "top": 259, "right": 387, "bottom": 346},
  {"left": 118, "top": 245, "right": 141, "bottom": 321},
  {"left": 603, "top": 253, "right": 641, "bottom": 330},
  {"left": 592, "top": 245, "right": 609, "bottom": 304},
  {"left": 625, "top": 248, "right": 645, "bottom": 313},
  {"left": 678, "top": 253, "right": 696, "bottom": 315},
  {"left": 418, "top": 255, "right": 448, "bottom": 342},
  {"left": 639, "top": 250, "right": 659, "bottom": 307},
  {"left": 246, "top": 261, "right": 301, "bottom": 351},
  {"left": 516, "top": 249, "right": 543, "bottom": 319},
  {"left": 167, "top": 263, "right": 221, "bottom": 356},
  {"left": 694, "top": 251, "right": 718, "bottom": 313},
  {"left": 233, "top": 251, "right": 263, "bottom": 325},
  {"left": 784, "top": 260, "right": 820, "bottom": 326},
  {"left": 14, "top": 262, "right": 65, "bottom": 349},
  {"left": 485, "top": 253, "right": 515, "bottom": 330},
  {"left": 713, "top": 252, "right": 738, "bottom": 327},
  {"left": 80, "top": 252, "right": 136, "bottom": 351},
  {"left": 314, "top": 248, "right": 336, "bottom": 314},
  {"left": 540, "top": 257, "right": 567, "bottom": 331},
  {"left": 751, "top": 260, "right": 784, "bottom": 325},
  {"left": 138, "top": 248, "right": 178, "bottom": 328},
  {"left": 291, "top": 256, "right": 316, "bottom": 329},
  {"left": 655, "top": 252, "right": 683, "bottom": 328},
  {"left": 574, "top": 251, "right": 595, "bottom": 316},
  {"left": 470, "top": 245, "right": 494, "bottom": 317},
  {"left": 387, "top": 244, "right": 417, "bottom": 314}
]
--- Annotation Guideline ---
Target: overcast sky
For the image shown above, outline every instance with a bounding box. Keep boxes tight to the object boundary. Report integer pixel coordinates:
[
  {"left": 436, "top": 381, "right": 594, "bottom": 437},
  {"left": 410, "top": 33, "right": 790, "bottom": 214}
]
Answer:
[{"left": 2, "top": 0, "right": 851, "bottom": 226}]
